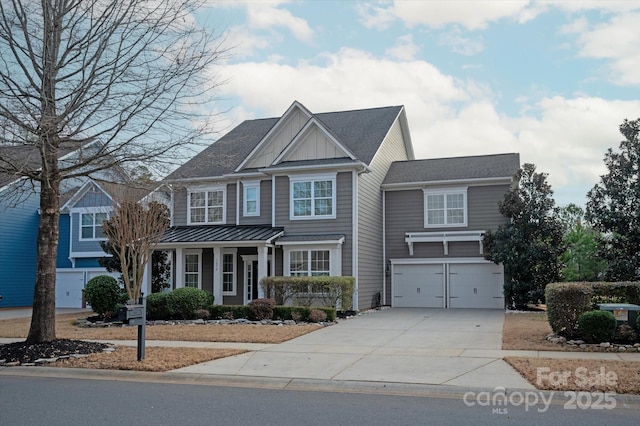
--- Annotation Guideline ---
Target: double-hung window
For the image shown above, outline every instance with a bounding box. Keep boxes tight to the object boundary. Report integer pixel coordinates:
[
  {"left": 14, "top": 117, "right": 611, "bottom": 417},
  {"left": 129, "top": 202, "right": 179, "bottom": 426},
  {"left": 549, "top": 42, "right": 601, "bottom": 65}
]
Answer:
[
  {"left": 290, "top": 173, "right": 336, "bottom": 219},
  {"left": 243, "top": 181, "right": 260, "bottom": 217},
  {"left": 222, "top": 250, "right": 237, "bottom": 295},
  {"left": 184, "top": 250, "right": 201, "bottom": 288},
  {"left": 188, "top": 187, "right": 225, "bottom": 224},
  {"left": 80, "top": 211, "right": 109, "bottom": 240},
  {"left": 423, "top": 188, "right": 468, "bottom": 227},
  {"left": 289, "top": 250, "right": 331, "bottom": 276}
]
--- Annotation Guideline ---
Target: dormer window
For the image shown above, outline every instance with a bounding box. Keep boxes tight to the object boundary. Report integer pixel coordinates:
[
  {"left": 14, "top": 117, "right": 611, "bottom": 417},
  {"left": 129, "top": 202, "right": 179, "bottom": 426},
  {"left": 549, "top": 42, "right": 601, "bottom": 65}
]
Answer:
[{"left": 188, "top": 187, "right": 225, "bottom": 224}]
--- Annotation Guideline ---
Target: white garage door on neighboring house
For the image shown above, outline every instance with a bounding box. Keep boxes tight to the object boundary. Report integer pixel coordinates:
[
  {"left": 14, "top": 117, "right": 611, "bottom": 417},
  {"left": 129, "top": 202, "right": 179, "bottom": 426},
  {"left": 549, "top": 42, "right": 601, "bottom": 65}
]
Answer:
[
  {"left": 55, "top": 269, "right": 120, "bottom": 308},
  {"left": 55, "top": 271, "right": 85, "bottom": 308},
  {"left": 391, "top": 260, "right": 504, "bottom": 309}
]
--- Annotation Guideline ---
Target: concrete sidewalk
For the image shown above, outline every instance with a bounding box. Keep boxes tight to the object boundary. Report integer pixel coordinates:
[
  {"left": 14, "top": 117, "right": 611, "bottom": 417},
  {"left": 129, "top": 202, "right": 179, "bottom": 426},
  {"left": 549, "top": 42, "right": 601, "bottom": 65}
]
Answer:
[{"left": 2, "top": 308, "right": 640, "bottom": 395}]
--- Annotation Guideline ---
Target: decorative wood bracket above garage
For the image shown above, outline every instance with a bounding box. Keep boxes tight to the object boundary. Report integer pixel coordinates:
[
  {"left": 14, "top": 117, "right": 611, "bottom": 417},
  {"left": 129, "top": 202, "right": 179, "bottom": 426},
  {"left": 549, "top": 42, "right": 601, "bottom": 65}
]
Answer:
[{"left": 405, "top": 230, "right": 485, "bottom": 256}]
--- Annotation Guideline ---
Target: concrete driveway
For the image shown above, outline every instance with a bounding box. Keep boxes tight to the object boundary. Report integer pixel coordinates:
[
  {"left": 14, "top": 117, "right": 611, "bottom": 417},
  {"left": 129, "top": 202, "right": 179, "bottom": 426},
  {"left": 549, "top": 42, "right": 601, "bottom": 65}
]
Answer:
[{"left": 174, "top": 308, "right": 534, "bottom": 389}]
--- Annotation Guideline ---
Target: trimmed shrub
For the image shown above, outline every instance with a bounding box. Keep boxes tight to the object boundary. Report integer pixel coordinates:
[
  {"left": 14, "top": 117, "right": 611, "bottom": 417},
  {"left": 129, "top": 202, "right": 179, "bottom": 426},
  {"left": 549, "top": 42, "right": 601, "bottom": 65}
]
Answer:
[
  {"left": 146, "top": 292, "right": 171, "bottom": 320},
  {"left": 195, "top": 309, "right": 211, "bottom": 320},
  {"left": 261, "top": 276, "right": 355, "bottom": 310},
  {"left": 167, "top": 287, "right": 212, "bottom": 320},
  {"left": 208, "top": 305, "right": 251, "bottom": 320},
  {"left": 638, "top": 314, "right": 640, "bottom": 331},
  {"left": 545, "top": 282, "right": 592, "bottom": 337},
  {"left": 578, "top": 310, "right": 617, "bottom": 343},
  {"left": 308, "top": 309, "right": 327, "bottom": 323},
  {"left": 248, "top": 298, "right": 275, "bottom": 320},
  {"left": 590, "top": 282, "right": 640, "bottom": 308},
  {"left": 84, "top": 275, "right": 126, "bottom": 318},
  {"left": 614, "top": 323, "right": 637, "bottom": 343}
]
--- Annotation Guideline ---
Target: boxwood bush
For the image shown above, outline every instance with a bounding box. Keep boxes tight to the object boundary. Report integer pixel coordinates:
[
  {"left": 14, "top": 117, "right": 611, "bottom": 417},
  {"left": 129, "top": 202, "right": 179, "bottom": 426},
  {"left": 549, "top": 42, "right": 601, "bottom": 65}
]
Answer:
[
  {"left": 146, "top": 292, "right": 171, "bottom": 320},
  {"left": 578, "top": 310, "right": 617, "bottom": 343},
  {"left": 545, "top": 282, "right": 592, "bottom": 337},
  {"left": 84, "top": 275, "right": 127, "bottom": 318},
  {"left": 167, "top": 287, "right": 213, "bottom": 319},
  {"left": 261, "top": 276, "right": 354, "bottom": 310},
  {"left": 590, "top": 282, "right": 640, "bottom": 308}
]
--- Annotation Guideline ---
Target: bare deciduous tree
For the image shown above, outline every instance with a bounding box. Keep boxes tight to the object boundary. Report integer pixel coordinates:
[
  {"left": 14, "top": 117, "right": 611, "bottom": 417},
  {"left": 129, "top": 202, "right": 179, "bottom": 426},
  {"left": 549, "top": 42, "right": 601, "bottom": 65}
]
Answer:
[
  {"left": 0, "top": 0, "right": 225, "bottom": 343},
  {"left": 103, "top": 199, "right": 170, "bottom": 302}
]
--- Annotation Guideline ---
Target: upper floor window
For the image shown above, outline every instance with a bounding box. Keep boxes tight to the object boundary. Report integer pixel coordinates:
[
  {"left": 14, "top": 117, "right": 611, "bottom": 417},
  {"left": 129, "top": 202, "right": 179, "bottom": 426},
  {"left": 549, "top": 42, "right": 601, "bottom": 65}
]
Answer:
[
  {"left": 80, "top": 212, "right": 108, "bottom": 240},
  {"left": 290, "top": 173, "right": 336, "bottom": 220},
  {"left": 423, "top": 188, "right": 468, "bottom": 228},
  {"left": 243, "top": 181, "right": 260, "bottom": 217},
  {"left": 188, "top": 187, "right": 225, "bottom": 224}
]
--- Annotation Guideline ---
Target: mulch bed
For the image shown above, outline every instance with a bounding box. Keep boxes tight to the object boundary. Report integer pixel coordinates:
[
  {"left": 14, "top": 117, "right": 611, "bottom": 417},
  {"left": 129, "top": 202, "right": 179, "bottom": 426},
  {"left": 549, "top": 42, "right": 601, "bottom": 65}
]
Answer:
[{"left": 0, "top": 339, "right": 110, "bottom": 364}]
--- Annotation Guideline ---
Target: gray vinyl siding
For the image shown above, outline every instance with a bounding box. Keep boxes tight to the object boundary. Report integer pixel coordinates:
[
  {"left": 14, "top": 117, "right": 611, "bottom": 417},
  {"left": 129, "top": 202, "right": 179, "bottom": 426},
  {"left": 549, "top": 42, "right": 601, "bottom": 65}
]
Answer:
[
  {"left": 385, "top": 184, "right": 509, "bottom": 260},
  {"left": 171, "top": 183, "right": 236, "bottom": 226},
  {"left": 69, "top": 212, "right": 107, "bottom": 253},
  {"left": 357, "top": 118, "right": 409, "bottom": 309},
  {"left": 274, "top": 172, "right": 353, "bottom": 277},
  {"left": 239, "top": 180, "right": 272, "bottom": 225}
]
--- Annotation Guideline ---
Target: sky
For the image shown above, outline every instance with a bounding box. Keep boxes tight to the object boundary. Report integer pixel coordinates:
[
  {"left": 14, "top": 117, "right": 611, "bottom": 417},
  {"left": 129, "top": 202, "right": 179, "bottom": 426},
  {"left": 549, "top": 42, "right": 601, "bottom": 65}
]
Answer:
[{"left": 195, "top": 0, "right": 640, "bottom": 208}]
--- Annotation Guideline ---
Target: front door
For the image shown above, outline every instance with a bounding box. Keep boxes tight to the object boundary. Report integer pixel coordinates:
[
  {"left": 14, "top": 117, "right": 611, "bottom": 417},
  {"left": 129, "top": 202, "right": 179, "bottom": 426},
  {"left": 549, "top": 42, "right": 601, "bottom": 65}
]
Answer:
[{"left": 242, "top": 255, "right": 271, "bottom": 304}]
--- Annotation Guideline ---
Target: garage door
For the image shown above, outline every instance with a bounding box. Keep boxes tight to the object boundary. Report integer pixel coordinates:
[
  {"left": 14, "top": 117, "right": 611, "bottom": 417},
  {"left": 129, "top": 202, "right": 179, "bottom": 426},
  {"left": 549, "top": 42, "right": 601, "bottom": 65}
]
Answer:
[
  {"left": 393, "top": 264, "right": 444, "bottom": 308},
  {"left": 56, "top": 271, "right": 85, "bottom": 308},
  {"left": 449, "top": 263, "right": 504, "bottom": 309}
]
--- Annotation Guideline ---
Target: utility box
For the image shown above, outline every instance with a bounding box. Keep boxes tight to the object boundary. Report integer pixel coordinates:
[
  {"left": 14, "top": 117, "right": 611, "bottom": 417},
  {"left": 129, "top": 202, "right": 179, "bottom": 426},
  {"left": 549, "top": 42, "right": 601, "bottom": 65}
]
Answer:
[
  {"left": 118, "top": 304, "right": 145, "bottom": 326},
  {"left": 597, "top": 303, "right": 640, "bottom": 330}
]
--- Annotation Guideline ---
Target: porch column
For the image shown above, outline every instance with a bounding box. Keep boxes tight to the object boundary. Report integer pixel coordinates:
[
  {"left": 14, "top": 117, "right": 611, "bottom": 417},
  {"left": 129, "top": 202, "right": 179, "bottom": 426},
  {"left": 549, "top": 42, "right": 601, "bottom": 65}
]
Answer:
[
  {"left": 257, "top": 245, "right": 268, "bottom": 299},
  {"left": 213, "top": 246, "right": 223, "bottom": 305},
  {"left": 175, "top": 247, "right": 184, "bottom": 289}
]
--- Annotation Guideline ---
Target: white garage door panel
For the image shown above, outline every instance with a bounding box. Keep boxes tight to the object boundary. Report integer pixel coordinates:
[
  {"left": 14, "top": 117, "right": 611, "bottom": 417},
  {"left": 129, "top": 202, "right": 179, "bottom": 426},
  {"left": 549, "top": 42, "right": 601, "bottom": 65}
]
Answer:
[
  {"left": 55, "top": 271, "right": 84, "bottom": 308},
  {"left": 393, "top": 264, "right": 444, "bottom": 308},
  {"left": 449, "top": 263, "right": 504, "bottom": 309}
]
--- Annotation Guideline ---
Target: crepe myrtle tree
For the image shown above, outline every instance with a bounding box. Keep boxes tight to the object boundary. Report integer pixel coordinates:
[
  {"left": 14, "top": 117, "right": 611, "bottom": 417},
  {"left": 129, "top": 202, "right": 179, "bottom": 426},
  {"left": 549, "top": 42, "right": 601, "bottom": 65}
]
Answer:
[
  {"left": 483, "top": 163, "right": 565, "bottom": 309},
  {"left": 0, "top": 0, "right": 226, "bottom": 343},
  {"left": 586, "top": 118, "right": 640, "bottom": 281},
  {"left": 102, "top": 200, "right": 170, "bottom": 302}
]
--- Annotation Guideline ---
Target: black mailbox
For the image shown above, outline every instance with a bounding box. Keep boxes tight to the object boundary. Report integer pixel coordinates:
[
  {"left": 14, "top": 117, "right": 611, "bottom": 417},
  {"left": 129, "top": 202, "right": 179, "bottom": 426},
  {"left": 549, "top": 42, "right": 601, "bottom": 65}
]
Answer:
[{"left": 118, "top": 304, "right": 145, "bottom": 325}]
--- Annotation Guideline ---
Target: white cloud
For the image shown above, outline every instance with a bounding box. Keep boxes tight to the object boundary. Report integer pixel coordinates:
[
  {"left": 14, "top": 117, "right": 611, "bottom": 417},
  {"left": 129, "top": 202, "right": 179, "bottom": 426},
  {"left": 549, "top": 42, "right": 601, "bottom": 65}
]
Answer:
[
  {"left": 385, "top": 34, "right": 420, "bottom": 60},
  {"left": 573, "top": 13, "right": 640, "bottom": 85},
  {"left": 370, "top": 0, "right": 532, "bottom": 30},
  {"left": 245, "top": 1, "right": 314, "bottom": 43},
  {"left": 357, "top": 1, "right": 396, "bottom": 30},
  {"left": 559, "top": 16, "right": 588, "bottom": 35},
  {"left": 438, "top": 27, "right": 485, "bottom": 56}
]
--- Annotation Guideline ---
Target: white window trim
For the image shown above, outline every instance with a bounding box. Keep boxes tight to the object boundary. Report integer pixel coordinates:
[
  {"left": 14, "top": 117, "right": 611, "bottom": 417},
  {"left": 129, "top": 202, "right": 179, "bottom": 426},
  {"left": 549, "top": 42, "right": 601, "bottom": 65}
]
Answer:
[
  {"left": 75, "top": 207, "right": 111, "bottom": 241},
  {"left": 242, "top": 181, "right": 261, "bottom": 217},
  {"left": 289, "top": 173, "right": 337, "bottom": 220},
  {"left": 283, "top": 243, "right": 342, "bottom": 277},
  {"left": 187, "top": 186, "right": 226, "bottom": 225},
  {"left": 423, "top": 187, "right": 468, "bottom": 228},
  {"left": 222, "top": 248, "right": 237, "bottom": 296},
  {"left": 184, "top": 249, "right": 202, "bottom": 289}
]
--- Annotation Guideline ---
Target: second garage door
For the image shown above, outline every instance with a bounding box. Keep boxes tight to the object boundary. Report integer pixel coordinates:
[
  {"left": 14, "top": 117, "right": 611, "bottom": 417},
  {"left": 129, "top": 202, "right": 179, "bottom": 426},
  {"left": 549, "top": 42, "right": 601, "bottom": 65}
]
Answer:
[{"left": 392, "top": 260, "right": 504, "bottom": 309}]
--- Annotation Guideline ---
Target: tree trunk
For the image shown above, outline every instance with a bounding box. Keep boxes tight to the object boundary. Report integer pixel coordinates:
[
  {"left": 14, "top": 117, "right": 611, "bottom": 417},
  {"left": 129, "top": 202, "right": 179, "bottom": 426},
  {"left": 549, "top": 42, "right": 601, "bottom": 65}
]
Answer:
[{"left": 26, "top": 181, "right": 60, "bottom": 343}]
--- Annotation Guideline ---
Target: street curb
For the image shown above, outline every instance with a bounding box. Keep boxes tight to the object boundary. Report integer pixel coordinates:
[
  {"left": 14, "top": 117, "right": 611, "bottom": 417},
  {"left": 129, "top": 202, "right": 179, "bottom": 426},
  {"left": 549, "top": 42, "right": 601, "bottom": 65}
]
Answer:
[{"left": 2, "top": 366, "right": 640, "bottom": 409}]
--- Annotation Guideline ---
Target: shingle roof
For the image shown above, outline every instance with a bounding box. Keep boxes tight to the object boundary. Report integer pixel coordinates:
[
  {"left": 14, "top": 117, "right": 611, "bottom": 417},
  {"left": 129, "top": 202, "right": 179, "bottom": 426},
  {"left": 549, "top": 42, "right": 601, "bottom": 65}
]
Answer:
[
  {"left": 164, "top": 105, "right": 403, "bottom": 181},
  {"left": 165, "top": 118, "right": 278, "bottom": 180},
  {"left": 383, "top": 153, "right": 520, "bottom": 185},
  {"left": 160, "top": 225, "right": 284, "bottom": 244}
]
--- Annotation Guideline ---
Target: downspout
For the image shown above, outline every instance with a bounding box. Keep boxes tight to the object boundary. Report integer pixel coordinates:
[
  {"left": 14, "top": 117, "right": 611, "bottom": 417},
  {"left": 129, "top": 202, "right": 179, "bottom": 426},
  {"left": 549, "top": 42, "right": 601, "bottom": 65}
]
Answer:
[
  {"left": 352, "top": 169, "right": 358, "bottom": 311},
  {"left": 169, "top": 184, "right": 174, "bottom": 227},
  {"left": 272, "top": 175, "right": 276, "bottom": 228},
  {"left": 236, "top": 180, "right": 240, "bottom": 225},
  {"left": 382, "top": 189, "right": 386, "bottom": 306}
]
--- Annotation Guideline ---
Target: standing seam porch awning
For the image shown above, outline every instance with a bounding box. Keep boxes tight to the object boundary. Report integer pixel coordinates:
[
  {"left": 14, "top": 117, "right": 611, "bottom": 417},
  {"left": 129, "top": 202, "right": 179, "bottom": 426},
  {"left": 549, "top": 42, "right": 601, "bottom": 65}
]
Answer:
[{"left": 158, "top": 225, "right": 285, "bottom": 245}]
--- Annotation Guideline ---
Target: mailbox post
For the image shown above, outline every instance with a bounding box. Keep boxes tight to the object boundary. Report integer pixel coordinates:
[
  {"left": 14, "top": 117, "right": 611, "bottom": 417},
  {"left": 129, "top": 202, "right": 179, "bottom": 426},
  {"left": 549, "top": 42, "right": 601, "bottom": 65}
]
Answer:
[{"left": 118, "top": 294, "right": 147, "bottom": 361}]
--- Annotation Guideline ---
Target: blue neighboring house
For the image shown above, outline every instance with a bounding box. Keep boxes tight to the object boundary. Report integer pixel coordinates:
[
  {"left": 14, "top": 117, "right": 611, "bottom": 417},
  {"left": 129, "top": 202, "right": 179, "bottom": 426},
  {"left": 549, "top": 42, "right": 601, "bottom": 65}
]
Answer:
[{"left": 0, "top": 141, "right": 149, "bottom": 308}]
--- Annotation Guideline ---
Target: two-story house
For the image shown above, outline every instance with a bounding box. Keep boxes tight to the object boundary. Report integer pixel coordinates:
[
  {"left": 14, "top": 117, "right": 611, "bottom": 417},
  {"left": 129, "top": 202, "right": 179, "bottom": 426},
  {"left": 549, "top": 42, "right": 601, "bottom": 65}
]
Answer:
[{"left": 157, "top": 101, "right": 414, "bottom": 310}]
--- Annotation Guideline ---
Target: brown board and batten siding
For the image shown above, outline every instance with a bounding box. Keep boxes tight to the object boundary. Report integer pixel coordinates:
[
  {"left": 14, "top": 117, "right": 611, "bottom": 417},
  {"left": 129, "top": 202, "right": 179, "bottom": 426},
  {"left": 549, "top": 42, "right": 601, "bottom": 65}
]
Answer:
[
  {"left": 357, "top": 118, "right": 410, "bottom": 309},
  {"left": 273, "top": 172, "right": 354, "bottom": 277}
]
